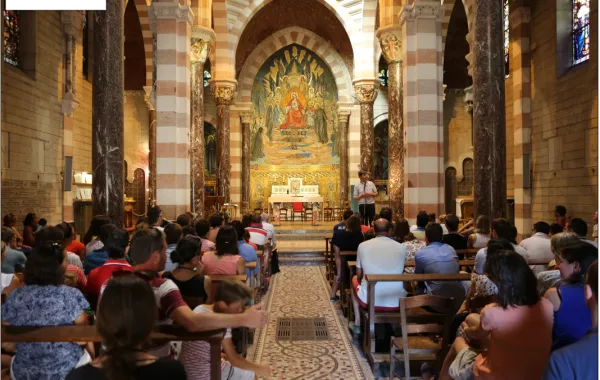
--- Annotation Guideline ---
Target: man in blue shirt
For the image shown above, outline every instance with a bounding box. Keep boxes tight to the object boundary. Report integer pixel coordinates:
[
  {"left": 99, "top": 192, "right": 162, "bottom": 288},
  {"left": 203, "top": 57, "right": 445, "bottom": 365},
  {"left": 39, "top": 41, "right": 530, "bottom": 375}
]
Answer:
[
  {"left": 415, "top": 223, "right": 465, "bottom": 308},
  {"left": 544, "top": 260, "right": 598, "bottom": 380},
  {"left": 233, "top": 221, "right": 258, "bottom": 279},
  {"left": 333, "top": 209, "right": 354, "bottom": 237}
]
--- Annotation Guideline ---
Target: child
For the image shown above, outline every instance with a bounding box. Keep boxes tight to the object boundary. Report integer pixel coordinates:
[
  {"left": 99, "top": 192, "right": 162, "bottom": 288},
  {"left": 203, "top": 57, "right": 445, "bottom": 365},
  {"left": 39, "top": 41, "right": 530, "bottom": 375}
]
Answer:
[
  {"left": 36, "top": 218, "right": 47, "bottom": 232},
  {"left": 179, "top": 280, "right": 273, "bottom": 379}
]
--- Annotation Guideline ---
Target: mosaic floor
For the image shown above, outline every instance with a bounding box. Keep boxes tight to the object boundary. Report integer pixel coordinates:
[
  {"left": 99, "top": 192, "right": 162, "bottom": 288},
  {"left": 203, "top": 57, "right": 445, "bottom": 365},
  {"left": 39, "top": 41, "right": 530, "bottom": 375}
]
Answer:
[{"left": 250, "top": 266, "right": 374, "bottom": 380}]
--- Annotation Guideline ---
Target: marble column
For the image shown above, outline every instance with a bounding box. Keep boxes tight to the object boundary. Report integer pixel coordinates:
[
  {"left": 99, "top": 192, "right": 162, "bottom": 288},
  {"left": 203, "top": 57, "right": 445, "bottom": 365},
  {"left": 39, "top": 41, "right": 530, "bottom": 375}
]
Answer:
[
  {"left": 377, "top": 25, "right": 404, "bottom": 218},
  {"left": 240, "top": 111, "right": 252, "bottom": 206},
  {"left": 464, "top": 86, "right": 474, "bottom": 148},
  {"left": 472, "top": 0, "right": 507, "bottom": 220},
  {"left": 353, "top": 79, "right": 379, "bottom": 173},
  {"left": 190, "top": 28, "right": 213, "bottom": 218},
  {"left": 148, "top": 110, "right": 156, "bottom": 203},
  {"left": 338, "top": 110, "right": 350, "bottom": 207},
  {"left": 211, "top": 80, "right": 237, "bottom": 203},
  {"left": 91, "top": 0, "right": 124, "bottom": 227}
]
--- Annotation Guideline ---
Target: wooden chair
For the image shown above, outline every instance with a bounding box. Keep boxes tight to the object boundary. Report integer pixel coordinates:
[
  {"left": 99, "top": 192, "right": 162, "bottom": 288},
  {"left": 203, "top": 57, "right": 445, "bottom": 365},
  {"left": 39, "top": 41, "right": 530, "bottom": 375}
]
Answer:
[
  {"left": 323, "top": 201, "right": 333, "bottom": 221},
  {"left": 291, "top": 202, "right": 304, "bottom": 221},
  {"left": 2, "top": 325, "right": 225, "bottom": 379},
  {"left": 279, "top": 205, "right": 288, "bottom": 221},
  {"left": 304, "top": 204, "right": 314, "bottom": 221},
  {"left": 389, "top": 295, "right": 455, "bottom": 379}
]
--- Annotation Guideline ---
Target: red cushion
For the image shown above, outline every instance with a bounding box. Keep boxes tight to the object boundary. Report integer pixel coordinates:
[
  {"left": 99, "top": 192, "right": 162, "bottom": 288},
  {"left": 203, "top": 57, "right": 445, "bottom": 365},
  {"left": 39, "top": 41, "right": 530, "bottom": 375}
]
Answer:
[{"left": 352, "top": 275, "right": 399, "bottom": 312}]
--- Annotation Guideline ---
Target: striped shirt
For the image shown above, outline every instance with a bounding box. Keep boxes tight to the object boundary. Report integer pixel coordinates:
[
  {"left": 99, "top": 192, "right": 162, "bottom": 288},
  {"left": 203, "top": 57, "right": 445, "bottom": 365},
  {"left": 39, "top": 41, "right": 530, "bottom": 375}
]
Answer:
[
  {"left": 179, "top": 305, "right": 232, "bottom": 380},
  {"left": 246, "top": 225, "right": 268, "bottom": 246}
]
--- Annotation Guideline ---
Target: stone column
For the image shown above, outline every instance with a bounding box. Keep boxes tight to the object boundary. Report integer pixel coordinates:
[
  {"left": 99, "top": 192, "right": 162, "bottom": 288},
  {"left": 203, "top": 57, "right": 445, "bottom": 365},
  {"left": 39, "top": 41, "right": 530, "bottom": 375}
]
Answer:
[
  {"left": 377, "top": 25, "right": 404, "bottom": 218},
  {"left": 240, "top": 111, "right": 253, "bottom": 206},
  {"left": 338, "top": 110, "right": 351, "bottom": 206},
  {"left": 353, "top": 79, "right": 379, "bottom": 173},
  {"left": 211, "top": 80, "right": 237, "bottom": 203},
  {"left": 190, "top": 27, "right": 214, "bottom": 218},
  {"left": 148, "top": 110, "right": 156, "bottom": 202},
  {"left": 400, "top": 1, "right": 445, "bottom": 223},
  {"left": 464, "top": 86, "right": 474, "bottom": 148},
  {"left": 92, "top": 0, "right": 124, "bottom": 226},
  {"left": 510, "top": 6, "right": 532, "bottom": 234},
  {"left": 472, "top": 0, "right": 507, "bottom": 220},
  {"left": 151, "top": 3, "right": 193, "bottom": 219}
]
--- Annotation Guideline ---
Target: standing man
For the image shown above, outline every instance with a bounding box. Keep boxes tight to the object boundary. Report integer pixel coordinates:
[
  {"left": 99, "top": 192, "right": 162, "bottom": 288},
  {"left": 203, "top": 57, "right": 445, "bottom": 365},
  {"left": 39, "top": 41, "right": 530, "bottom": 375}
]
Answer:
[{"left": 353, "top": 170, "right": 377, "bottom": 227}]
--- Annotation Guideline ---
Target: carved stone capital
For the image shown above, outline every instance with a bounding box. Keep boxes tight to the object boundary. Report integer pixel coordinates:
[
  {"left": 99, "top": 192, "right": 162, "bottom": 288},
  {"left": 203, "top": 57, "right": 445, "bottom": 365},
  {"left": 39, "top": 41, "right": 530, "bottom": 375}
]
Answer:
[
  {"left": 240, "top": 111, "right": 253, "bottom": 124},
  {"left": 62, "top": 90, "right": 79, "bottom": 116},
  {"left": 509, "top": 7, "right": 531, "bottom": 28},
  {"left": 61, "top": 11, "right": 85, "bottom": 37},
  {"left": 210, "top": 79, "right": 237, "bottom": 105},
  {"left": 143, "top": 85, "right": 155, "bottom": 110},
  {"left": 464, "top": 85, "right": 473, "bottom": 113},
  {"left": 151, "top": 3, "right": 193, "bottom": 24},
  {"left": 377, "top": 25, "right": 402, "bottom": 63},
  {"left": 352, "top": 79, "right": 380, "bottom": 104},
  {"left": 400, "top": 1, "right": 444, "bottom": 25}
]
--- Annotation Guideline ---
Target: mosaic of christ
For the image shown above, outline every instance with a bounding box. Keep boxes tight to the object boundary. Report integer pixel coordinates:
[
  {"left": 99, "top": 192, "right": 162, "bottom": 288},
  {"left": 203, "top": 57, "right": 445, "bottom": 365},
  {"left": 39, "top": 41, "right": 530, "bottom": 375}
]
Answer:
[{"left": 250, "top": 44, "right": 340, "bottom": 166}]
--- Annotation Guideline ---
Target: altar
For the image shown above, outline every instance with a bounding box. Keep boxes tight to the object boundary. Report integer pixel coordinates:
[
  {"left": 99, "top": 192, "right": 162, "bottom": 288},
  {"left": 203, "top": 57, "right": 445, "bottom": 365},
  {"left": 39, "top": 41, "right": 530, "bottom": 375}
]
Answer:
[{"left": 267, "top": 179, "right": 324, "bottom": 226}]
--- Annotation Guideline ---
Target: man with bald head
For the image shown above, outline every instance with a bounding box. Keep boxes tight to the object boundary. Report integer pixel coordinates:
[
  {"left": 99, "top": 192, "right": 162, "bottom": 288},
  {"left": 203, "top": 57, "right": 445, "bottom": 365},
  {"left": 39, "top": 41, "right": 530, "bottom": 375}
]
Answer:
[{"left": 349, "top": 218, "right": 407, "bottom": 332}]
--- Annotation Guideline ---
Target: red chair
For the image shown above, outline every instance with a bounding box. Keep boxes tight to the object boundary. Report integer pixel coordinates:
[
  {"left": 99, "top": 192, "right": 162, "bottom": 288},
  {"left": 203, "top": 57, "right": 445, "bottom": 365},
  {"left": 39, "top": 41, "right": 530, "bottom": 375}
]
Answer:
[{"left": 291, "top": 202, "right": 304, "bottom": 222}]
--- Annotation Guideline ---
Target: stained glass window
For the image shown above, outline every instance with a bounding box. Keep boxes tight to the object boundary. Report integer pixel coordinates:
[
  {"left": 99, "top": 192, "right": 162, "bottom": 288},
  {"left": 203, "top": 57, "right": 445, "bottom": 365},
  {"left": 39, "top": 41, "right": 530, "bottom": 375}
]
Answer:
[
  {"left": 504, "top": 0, "right": 509, "bottom": 77},
  {"left": 573, "top": 0, "right": 590, "bottom": 65},
  {"left": 3, "top": 10, "right": 20, "bottom": 67},
  {"left": 378, "top": 69, "right": 388, "bottom": 87}
]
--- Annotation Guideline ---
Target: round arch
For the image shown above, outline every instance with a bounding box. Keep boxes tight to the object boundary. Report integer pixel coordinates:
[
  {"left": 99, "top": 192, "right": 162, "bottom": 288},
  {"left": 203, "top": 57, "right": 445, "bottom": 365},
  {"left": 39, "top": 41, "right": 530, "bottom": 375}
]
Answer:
[{"left": 236, "top": 27, "right": 353, "bottom": 104}]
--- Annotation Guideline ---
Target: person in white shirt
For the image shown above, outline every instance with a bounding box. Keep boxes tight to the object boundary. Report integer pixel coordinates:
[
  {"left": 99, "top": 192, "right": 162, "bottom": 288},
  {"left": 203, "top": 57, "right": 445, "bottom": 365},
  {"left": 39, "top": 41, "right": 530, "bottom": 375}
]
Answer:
[
  {"left": 350, "top": 219, "right": 407, "bottom": 333},
  {"left": 519, "top": 221, "right": 554, "bottom": 275},
  {"left": 260, "top": 213, "right": 276, "bottom": 250},
  {"left": 353, "top": 171, "right": 378, "bottom": 227},
  {"left": 148, "top": 205, "right": 164, "bottom": 232}
]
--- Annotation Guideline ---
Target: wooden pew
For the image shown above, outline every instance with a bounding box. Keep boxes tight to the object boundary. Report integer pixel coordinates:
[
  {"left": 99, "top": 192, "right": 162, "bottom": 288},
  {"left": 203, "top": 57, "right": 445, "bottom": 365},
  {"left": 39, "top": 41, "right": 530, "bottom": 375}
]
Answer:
[
  {"left": 455, "top": 249, "right": 480, "bottom": 259},
  {"left": 339, "top": 251, "right": 357, "bottom": 317},
  {"left": 2, "top": 325, "right": 225, "bottom": 379},
  {"left": 361, "top": 273, "right": 471, "bottom": 368},
  {"left": 324, "top": 235, "right": 333, "bottom": 284},
  {"left": 245, "top": 262, "right": 258, "bottom": 300}
]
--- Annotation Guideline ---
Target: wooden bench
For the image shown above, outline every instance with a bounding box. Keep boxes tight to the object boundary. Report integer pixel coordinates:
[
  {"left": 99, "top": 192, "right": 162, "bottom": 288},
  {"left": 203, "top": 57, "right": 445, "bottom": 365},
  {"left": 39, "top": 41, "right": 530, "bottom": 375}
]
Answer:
[
  {"left": 339, "top": 251, "right": 358, "bottom": 317},
  {"left": 324, "top": 236, "right": 333, "bottom": 285},
  {"left": 2, "top": 325, "right": 225, "bottom": 379},
  {"left": 245, "top": 262, "right": 258, "bottom": 300},
  {"left": 455, "top": 249, "right": 480, "bottom": 259},
  {"left": 361, "top": 273, "right": 471, "bottom": 369}
]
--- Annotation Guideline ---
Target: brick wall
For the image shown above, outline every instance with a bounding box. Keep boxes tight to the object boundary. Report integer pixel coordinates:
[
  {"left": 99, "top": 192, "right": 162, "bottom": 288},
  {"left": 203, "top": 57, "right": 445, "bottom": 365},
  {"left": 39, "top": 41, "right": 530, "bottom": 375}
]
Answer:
[
  {"left": 529, "top": 0, "right": 598, "bottom": 229},
  {"left": 1, "top": 11, "right": 65, "bottom": 225},
  {"left": 124, "top": 91, "right": 149, "bottom": 182}
]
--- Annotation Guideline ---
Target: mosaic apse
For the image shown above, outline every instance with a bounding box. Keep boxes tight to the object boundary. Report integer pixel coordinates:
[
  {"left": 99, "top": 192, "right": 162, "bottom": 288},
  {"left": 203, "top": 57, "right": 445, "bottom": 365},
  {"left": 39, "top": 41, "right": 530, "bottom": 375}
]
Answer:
[{"left": 249, "top": 45, "right": 340, "bottom": 205}]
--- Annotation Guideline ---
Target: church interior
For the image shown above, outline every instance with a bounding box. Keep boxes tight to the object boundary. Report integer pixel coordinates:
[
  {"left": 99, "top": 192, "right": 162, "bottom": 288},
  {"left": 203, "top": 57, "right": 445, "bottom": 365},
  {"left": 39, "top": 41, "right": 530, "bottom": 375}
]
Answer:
[{"left": 0, "top": 0, "right": 599, "bottom": 379}]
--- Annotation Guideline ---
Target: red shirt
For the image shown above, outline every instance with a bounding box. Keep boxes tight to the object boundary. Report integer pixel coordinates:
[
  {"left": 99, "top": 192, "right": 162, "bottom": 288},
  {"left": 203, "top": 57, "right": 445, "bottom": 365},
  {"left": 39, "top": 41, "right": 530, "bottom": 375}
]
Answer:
[
  {"left": 66, "top": 240, "right": 86, "bottom": 260},
  {"left": 86, "top": 259, "right": 132, "bottom": 298}
]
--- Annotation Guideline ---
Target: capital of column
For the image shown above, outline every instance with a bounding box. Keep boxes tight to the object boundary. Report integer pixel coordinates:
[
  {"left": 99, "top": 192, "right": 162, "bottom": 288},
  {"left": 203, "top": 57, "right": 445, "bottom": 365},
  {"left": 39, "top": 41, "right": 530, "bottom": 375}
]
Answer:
[
  {"left": 60, "top": 11, "right": 85, "bottom": 37},
  {"left": 399, "top": 1, "right": 444, "bottom": 25},
  {"left": 62, "top": 90, "right": 79, "bottom": 116},
  {"left": 240, "top": 111, "right": 253, "bottom": 124},
  {"left": 464, "top": 85, "right": 473, "bottom": 113},
  {"left": 338, "top": 110, "right": 351, "bottom": 120},
  {"left": 376, "top": 25, "right": 402, "bottom": 64},
  {"left": 151, "top": 2, "right": 193, "bottom": 25},
  {"left": 508, "top": 7, "right": 531, "bottom": 28},
  {"left": 191, "top": 25, "right": 215, "bottom": 64},
  {"left": 352, "top": 79, "right": 379, "bottom": 104},
  {"left": 210, "top": 79, "right": 238, "bottom": 105}
]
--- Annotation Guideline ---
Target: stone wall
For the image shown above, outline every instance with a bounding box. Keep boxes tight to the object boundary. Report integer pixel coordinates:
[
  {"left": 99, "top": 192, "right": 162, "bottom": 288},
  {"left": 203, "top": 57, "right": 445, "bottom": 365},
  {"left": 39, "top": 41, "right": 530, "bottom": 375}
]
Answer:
[
  {"left": 529, "top": 0, "right": 598, "bottom": 226},
  {"left": 1, "top": 11, "right": 65, "bottom": 225},
  {"left": 124, "top": 91, "right": 149, "bottom": 182}
]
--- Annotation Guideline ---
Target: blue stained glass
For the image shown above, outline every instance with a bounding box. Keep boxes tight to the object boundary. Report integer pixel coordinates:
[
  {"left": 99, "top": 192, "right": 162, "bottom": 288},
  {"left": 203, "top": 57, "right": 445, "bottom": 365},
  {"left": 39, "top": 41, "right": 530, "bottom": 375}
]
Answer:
[{"left": 572, "top": 0, "right": 590, "bottom": 65}]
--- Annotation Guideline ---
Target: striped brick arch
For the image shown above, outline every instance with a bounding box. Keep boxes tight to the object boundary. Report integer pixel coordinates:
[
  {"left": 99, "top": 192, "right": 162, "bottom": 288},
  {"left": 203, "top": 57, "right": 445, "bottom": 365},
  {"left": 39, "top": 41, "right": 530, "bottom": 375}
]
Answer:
[
  {"left": 130, "top": 0, "right": 153, "bottom": 87},
  {"left": 221, "top": 0, "right": 361, "bottom": 77},
  {"left": 441, "top": 0, "right": 475, "bottom": 66},
  {"left": 236, "top": 27, "right": 353, "bottom": 104}
]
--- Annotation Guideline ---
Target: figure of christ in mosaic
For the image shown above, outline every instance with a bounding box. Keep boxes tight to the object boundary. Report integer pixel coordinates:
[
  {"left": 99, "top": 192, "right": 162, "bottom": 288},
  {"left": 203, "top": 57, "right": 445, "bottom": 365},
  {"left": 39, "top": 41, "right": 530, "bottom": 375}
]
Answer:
[{"left": 250, "top": 44, "right": 339, "bottom": 166}]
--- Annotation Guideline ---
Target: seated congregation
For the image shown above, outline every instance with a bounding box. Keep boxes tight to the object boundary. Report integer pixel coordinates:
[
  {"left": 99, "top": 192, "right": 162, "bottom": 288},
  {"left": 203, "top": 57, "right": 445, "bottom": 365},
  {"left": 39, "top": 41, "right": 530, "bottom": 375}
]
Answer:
[
  {"left": 327, "top": 206, "right": 598, "bottom": 379},
  {"left": 0, "top": 206, "right": 282, "bottom": 380}
]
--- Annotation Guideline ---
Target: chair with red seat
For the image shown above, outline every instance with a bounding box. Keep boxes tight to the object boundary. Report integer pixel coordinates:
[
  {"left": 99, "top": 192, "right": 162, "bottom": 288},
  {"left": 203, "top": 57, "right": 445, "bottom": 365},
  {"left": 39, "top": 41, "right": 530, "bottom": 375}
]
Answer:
[{"left": 291, "top": 202, "right": 304, "bottom": 222}]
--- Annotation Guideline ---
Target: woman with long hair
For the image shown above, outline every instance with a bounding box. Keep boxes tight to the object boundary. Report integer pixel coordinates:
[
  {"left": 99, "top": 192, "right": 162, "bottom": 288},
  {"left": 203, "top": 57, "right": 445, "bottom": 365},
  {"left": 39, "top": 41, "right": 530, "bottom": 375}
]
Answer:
[
  {"left": 21, "top": 213, "right": 38, "bottom": 247},
  {"left": 163, "top": 236, "right": 212, "bottom": 308},
  {"left": 544, "top": 242, "right": 597, "bottom": 350},
  {"left": 393, "top": 218, "right": 425, "bottom": 274},
  {"left": 201, "top": 225, "right": 245, "bottom": 276},
  {"left": 330, "top": 214, "right": 364, "bottom": 301},
  {"left": 537, "top": 232, "right": 583, "bottom": 295},
  {"left": 467, "top": 215, "right": 491, "bottom": 249},
  {"left": 66, "top": 274, "right": 186, "bottom": 380},
  {"left": 2, "top": 243, "right": 93, "bottom": 379},
  {"left": 440, "top": 251, "right": 553, "bottom": 380},
  {"left": 84, "top": 215, "right": 112, "bottom": 253}
]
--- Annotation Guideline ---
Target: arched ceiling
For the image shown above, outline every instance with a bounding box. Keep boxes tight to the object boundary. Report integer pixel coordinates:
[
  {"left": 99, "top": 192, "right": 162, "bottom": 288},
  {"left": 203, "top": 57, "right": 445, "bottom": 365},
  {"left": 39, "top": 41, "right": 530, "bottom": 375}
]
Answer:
[
  {"left": 234, "top": 0, "right": 354, "bottom": 79},
  {"left": 443, "top": 0, "right": 471, "bottom": 89}
]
